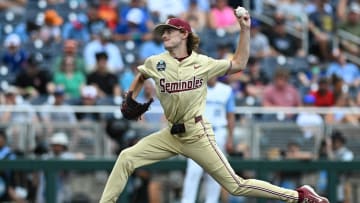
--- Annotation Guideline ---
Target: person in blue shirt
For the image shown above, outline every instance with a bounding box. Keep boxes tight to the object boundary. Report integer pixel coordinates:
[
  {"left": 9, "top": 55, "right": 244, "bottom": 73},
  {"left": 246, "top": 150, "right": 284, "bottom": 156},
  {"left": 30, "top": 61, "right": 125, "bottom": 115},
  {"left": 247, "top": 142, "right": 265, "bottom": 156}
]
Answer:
[
  {"left": 62, "top": 13, "right": 90, "bottom": 44},
  {"left": 139, "top": 33, "right": 165, "bottom": 62},
  {"left": 326, "top": 48, "right": 360, "bottom": 97},
  {"left": 115, "top": 1, "right": 153, "bottom": 44},
  {"left": 2, "top": 33, "right": 27, "bottom": 80}
]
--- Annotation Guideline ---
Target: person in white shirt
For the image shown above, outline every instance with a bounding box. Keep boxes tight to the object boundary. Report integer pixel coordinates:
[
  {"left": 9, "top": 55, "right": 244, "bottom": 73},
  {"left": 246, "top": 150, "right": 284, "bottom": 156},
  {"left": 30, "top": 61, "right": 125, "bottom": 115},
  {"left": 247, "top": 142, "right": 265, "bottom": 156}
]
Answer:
[
  {"left": 296, "top": 94, "right": 323, "bottom": 139},
  {"left": 147, "top": 0, "right": 186, "bottom": 23},
  {"left": 83, "top": 29, "right": 124, "bottom": 74}
]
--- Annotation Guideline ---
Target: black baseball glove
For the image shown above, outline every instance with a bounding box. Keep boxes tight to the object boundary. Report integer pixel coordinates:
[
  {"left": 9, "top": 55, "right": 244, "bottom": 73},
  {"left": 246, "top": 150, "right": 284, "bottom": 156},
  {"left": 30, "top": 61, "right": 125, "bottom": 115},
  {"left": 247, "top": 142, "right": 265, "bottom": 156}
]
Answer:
[{"left": 121, "top": 91, "right": 154, "bottom": 120}]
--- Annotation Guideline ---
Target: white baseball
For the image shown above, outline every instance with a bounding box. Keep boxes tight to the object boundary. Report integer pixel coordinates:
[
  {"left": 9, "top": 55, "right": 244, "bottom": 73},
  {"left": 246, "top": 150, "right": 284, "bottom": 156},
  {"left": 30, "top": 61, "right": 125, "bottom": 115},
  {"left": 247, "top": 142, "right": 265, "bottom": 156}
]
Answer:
[{"left": 235, "top": 6, "right": 247, "bottom": 17}]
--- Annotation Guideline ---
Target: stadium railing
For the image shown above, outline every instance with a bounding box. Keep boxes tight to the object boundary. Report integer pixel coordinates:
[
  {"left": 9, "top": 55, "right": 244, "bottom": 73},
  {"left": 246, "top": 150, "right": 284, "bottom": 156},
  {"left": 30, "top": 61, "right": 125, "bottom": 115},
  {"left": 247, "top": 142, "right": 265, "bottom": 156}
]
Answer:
[
  {"left": 336, "top": 29, "right": 360, "bottom": 66},
  {"left": 1, "top": 159, "right": 359, "bottom": 203}
]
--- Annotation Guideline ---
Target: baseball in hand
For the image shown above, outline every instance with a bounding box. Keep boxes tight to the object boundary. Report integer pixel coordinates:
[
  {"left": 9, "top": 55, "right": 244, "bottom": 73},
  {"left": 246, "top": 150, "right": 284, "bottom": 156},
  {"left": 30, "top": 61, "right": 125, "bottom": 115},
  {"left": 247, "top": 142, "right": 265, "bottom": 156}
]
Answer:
[{"left": 235, "top": 6, "right": 247, "bottom": 17}]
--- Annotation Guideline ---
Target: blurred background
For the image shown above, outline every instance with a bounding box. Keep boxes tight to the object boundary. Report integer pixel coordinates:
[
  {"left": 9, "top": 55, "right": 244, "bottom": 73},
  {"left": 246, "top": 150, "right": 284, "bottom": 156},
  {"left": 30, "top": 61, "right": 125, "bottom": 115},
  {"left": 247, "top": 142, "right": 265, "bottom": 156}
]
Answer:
[{"left": 0, "top": 0, "right": 360, "bottom": 202}]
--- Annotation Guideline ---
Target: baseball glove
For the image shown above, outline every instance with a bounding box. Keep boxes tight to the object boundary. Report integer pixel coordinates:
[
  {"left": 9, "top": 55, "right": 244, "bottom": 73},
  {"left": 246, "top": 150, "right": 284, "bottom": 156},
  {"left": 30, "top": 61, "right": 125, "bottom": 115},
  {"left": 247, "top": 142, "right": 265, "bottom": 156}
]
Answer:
[{"left": 121, "top": 91, "right": 154, "bottom": 120}]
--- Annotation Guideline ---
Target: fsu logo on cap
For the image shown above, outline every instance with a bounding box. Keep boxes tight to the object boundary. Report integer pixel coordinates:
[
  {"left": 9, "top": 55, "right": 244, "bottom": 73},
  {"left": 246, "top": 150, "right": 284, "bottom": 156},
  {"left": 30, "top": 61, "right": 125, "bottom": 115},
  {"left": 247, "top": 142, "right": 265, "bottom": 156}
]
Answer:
[{"left": 156, "top": 60, "right": 166, "bottom": 71}]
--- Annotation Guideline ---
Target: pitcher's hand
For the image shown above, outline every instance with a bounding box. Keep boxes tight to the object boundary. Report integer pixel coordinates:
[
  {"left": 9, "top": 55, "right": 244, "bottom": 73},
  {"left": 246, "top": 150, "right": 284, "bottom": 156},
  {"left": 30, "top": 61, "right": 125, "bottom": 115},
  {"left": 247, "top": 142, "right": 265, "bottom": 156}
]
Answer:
[{"left": 234, "top": 7, "right": 251, "bottom": 31}]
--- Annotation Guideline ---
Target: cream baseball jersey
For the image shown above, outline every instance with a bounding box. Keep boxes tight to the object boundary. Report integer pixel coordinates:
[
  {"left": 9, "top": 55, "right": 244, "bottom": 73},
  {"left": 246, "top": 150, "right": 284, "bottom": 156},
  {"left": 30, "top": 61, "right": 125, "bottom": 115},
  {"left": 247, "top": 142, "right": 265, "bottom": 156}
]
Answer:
[{"left": 138, "top": 51, "right": 231, "bottom": 123}]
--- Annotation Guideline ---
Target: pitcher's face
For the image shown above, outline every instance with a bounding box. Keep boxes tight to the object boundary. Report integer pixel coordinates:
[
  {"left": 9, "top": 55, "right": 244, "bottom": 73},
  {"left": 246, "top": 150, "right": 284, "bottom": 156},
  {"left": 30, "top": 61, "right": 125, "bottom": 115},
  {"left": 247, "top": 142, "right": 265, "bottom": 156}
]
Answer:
[{"left": 162, "top": 29, "right": 186, "bottom": 50}]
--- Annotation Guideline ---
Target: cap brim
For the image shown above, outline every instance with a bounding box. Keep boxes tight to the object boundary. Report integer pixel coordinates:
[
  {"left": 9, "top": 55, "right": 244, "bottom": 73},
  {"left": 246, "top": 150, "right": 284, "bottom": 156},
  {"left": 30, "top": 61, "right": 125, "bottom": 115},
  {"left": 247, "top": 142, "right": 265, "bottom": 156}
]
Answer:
[{"left": 153, "top": 24, "right": 181, "bottom": 36}]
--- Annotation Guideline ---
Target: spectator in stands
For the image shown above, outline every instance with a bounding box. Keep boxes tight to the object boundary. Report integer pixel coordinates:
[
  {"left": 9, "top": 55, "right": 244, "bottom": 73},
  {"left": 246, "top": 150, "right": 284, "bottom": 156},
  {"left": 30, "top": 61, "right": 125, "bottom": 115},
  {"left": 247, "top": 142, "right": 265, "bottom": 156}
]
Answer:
[
  {"left": 53, "top": 54, "right": 86, "bottom": 100},
  {"left": 277, "top": 141, "right": 314, "bottom": 190},
  {"left": 0, "top": 129, "right": 30, "bottom": 203},
  {"left": 327, "top": 130, "right": 354, "bottom": 161},
  {"left": 307, "top": 0, "right": 335, "bottom": 61},
  {"left": 85, "top": 3, "right": 107, "bottom": 40},
  {"left": 276, "top": 0, "right": 306, "bottom": 30},
  {"left": 331, "top": 74, "right": 348, "bottom": 103},
  {"left": 147, "top": 0, "right": 186, "bottom": 23},
  {"left": 40, "top": 9, "right": 63, "bottom": 43},
  {"left": 74, "top": 85, "right": 101, "bottom": 122},
  {"left": 53, "top": 39, "right": 86, "bottom": 73},
  {"left": 48, "top": 132, "right": 85, "bottom": 159},
  {"left": 336, "top": 0, "right": 358, "bottom": 21},
  {"left": 235, "top": 57, "right": 270, "bottom": 107},
  {"left": 297, "top": 55, "right": 325, "bottom": 92},
  {"left": 180, "top": 0, "right": 207, "bottom": 33},
  {"left": 2, "top": 33, "right": 27, "bottom": 79},
  {"left": 86, "top": 51, "right": 121, "bottom": 104},
  {"left": 139, "top": 31, "right": 165, "bottom": 62},
  {"left": 324, "top": 130, "right": 354, "bottom": 203},
  {"left": 310, "top": 77, "right": 335, "bottom": 107},
  {"left": 83, "top": 28, "right": 124, "bottom": 74},
  {"left": 326, "top": 48, "right": 360, "bottom": 97},
  {"left": 182, "top": 0, "right": 210, "bottom": 13},
  {"left": 249, "top": 19, "right": 271, "bottom": 59},
  {"left": 215, "top": 42, "right": 234, "bottom": 60},
  {"left": 268, "top": 16, "right": 303, "bottom": 57},
  {"left": 40, "top": 86, "right": 77, "bottom": 126},
  {"left": 46, "top": 0, "right": 87, "bottom": 7},
  {"left": 14, "top": 20, "right": 41, "bottom": 43},
  {"left": 115, "top": 0, "right": 153, "bottom": 44},
  {"left": 324, "top": 93, "right": 359, "bottom": 125},
  {"left": 0, "top": 86, "right": 38, "bottom": 124},
  {"left": 296, "top": 94, "right": 324, "bottom": 139},
  {"left": 262, "top": 68, "right": 301, "bottom": 121},
  {"left": 39, "top": 85, "right": 78, "bottom": 139},
  {"left": 46, "top": 132, "right": 85, "bottom": 203},
  {"left": 0, "top": 86, "right": 38, "bottom": 154},
  {"left": 62, "top": 13, "right": 91, "bottom": 45},
  {"left": 0, "top": 0, "right": 26, "bottom": 12},
  {"left": 338, "top": 2, "right": 360, "bottom": 56},
  {"left": 97, "top": 0, "right": 118, "bottom": 30},
  {"left": 284, "top": 139, "right": 314, "bottom": 158},
  {"left": 208, "top": 0, "right": 240, "bottom": 34},
  {"left": 14, "top": 54, "right": 53, "bottom": 104}
]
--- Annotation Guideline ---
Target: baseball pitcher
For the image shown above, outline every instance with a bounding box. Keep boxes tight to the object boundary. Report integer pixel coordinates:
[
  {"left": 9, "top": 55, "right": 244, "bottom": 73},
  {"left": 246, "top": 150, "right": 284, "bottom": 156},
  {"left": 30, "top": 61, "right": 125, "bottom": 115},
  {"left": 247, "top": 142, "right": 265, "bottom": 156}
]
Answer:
[{"left": 99, "top": 6, "right": 329, "bottom": 203}]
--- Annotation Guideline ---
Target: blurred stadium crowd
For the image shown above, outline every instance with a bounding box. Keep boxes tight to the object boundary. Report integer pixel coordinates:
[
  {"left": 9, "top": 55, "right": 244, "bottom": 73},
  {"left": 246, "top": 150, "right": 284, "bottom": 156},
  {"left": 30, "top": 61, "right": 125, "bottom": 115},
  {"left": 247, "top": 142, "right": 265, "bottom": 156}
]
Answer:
[
  {"left": 0, "top": 0, "right": 359, "bottom": 122},
  {"left": 0, "top": 0, "right": 360, "bottom": 202}
]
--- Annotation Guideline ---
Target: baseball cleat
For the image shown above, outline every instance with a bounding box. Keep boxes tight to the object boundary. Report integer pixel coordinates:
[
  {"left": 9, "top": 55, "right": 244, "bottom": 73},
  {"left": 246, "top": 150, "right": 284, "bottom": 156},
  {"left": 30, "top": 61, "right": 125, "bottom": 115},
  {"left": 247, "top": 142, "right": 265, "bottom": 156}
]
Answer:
[{"left": 296, "top": 185, "right": 329, "bottom": 203}]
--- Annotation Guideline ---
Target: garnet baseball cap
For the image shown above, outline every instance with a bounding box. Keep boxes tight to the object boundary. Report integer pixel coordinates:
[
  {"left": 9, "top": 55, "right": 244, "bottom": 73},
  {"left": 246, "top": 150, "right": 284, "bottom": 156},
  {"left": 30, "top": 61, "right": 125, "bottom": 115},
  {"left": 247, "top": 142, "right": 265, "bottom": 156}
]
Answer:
[{"left": 154, "top": 18, "right": 192, "bottom": 36}]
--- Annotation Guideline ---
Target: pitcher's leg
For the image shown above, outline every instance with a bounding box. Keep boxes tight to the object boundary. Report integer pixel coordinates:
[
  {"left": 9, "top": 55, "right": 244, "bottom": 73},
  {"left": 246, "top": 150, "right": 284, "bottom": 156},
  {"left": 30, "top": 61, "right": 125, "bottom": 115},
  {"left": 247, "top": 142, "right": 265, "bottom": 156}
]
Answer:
[
  {"left": 181, "top": 158, "right": 204, "bottom": 203},
  {"left": 183, "top": 133, "right": 299, "bottom": 203},
  {"left": 100, "top": 129, "right": 179, "bottom": 203}
]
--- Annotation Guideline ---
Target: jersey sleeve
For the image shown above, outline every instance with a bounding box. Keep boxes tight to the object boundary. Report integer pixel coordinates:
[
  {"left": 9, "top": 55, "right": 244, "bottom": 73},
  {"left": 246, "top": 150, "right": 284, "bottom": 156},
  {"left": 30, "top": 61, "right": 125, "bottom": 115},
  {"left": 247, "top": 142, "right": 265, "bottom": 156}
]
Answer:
[
  {"left": 137, "top": 57, "right": 156, "bottom": 79},
  {"left": 226, "top": 90, "right": 236, "bottom": 113},
  {"left": 206, "top": 57, "right": 232, "bottom": 79}
]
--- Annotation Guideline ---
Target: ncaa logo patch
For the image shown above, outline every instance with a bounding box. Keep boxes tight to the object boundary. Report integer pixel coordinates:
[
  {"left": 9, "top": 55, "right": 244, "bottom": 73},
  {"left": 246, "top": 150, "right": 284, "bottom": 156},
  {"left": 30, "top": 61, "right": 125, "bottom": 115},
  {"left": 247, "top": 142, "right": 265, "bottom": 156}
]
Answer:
[{"left": 156, "top": 60, "right": 166, "bottom": 71}]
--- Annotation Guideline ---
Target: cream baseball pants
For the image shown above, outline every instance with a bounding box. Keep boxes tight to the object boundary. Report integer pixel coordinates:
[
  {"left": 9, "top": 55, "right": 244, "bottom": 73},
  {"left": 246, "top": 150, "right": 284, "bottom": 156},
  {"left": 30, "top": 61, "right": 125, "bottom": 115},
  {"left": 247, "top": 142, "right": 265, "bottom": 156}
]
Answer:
[{"left": 99, "top": 118, "right": 299, "bottom": 203}]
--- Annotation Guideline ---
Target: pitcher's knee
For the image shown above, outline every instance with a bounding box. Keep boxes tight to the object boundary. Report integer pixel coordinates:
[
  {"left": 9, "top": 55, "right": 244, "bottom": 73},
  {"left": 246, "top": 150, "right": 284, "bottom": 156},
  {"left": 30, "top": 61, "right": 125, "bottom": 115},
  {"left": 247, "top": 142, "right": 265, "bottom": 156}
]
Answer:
[
  {"left": 226, "top": 177, "right": 246, "bottom": 196},
  {"left": 227, "top": 186, "right": 239, "bottom": 196},
  {"left": 117, "top": 149, "right": 136, "bottom": 172}
]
